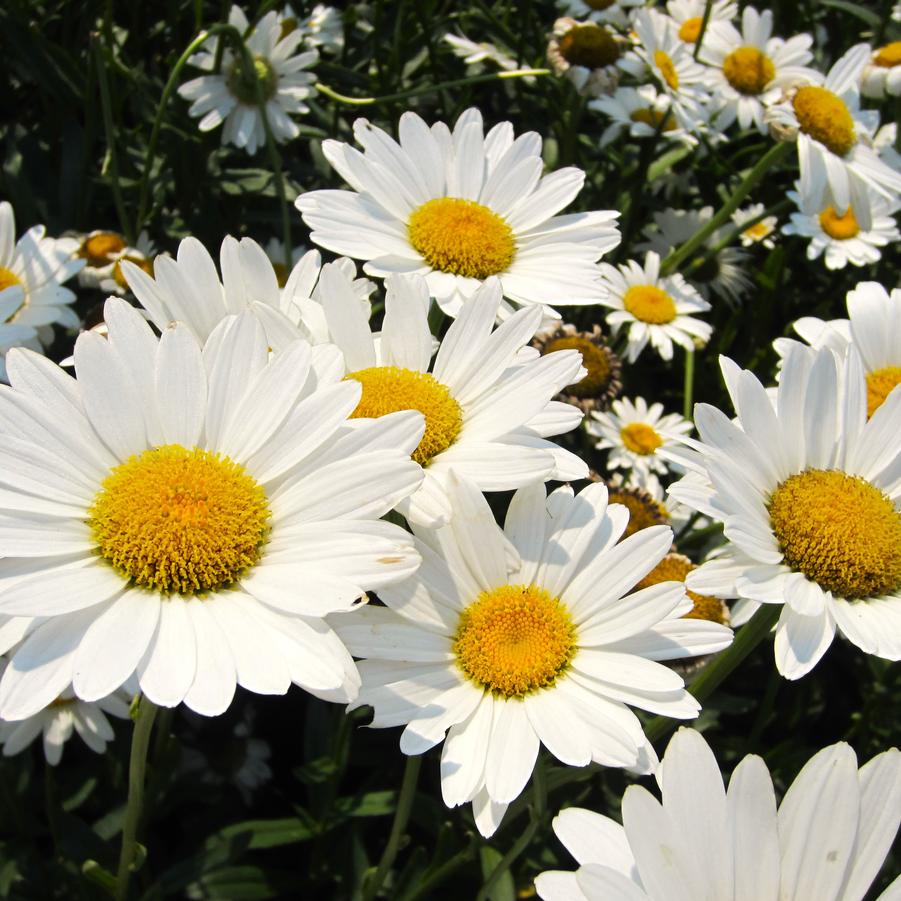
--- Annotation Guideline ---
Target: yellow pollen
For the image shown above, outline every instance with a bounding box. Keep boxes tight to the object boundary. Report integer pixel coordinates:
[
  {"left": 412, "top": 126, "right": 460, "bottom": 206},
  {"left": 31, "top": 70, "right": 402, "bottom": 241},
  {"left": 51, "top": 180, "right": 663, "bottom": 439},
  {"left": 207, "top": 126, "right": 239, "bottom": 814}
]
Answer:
[
  {"left": 768, "top": 469, "right": 901, "bottom": 599},
  {"left": 874, "top": 42, "right": 901, "bottom": 68},
  {"left": 623, "top": 284, "right": 677, "bottom": 324},
  {"left": 609, "top": 487, "right": 669, "bottom": 538},
  {"left": 792, "top": 86, "right": 856, "bottom": 157},
  {"left": 113, "top": 254, "right": 155, "bottom": 289},
  {"left": 88, "top": 445, "right": 270, "bottom": 595},
  {"left": 743, "top": 222, "right": 771, "bottom": 240},
  {"left": 866, "top": 366, "right": 901, "bottom": 418},
  {"left": 546, "top": 336, "right": 612, "bottom": 398},
  {"left": 558, "top": 23, "right": 621, "bottom": 68},
  {"left": 722, "top": 46, "right": 775, "bottom": 95},
  {"left": 634, "top": 553, "right": 728, "bottom": 624},
  {"left": 345, "top": 366, "right": 462, "bottom": 466},
  {"left": 678, "top": 17, "right": 703, "bottom": 43},
  {"left": 408, "top": 198, "right": 515, "bottom": 279},
  {"left": 630, "top": 108, "right": 678, "bottom": 131},
  {"left": 0, "top": 266, "right": 22, "bottom": 293},
  {"left": 454, "top": 584, "right": 576, "bottom": 698},
  {"left": 620, "top": 422, "right": 663, "bottom": 455},
  {"left": 79, "top": 232, "right": 126, "bottom": 267},
  {"left": 818, "top": 206, "right": 860, "bottom": 240},
  {"left": 654, "top": 50, "right": 680, "bottom": 90}
]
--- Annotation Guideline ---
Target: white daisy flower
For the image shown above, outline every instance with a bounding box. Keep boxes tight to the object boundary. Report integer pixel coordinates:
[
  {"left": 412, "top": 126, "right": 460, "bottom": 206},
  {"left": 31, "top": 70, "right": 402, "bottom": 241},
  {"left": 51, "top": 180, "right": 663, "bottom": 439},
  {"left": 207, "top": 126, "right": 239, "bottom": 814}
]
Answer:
[
  {"left": 261, "top": 236, "right": 306, "bottom": 287},
  {"left": 700, "top": 6, "right": 815, "bottom": 135},
  {"left": 547, "top": 18, "right": 626, "bottom": 97},
  {"left": 178, "top": 5, "right": 319, "bottom": 154},
  {"left": 332, "top": 476, "right": 733, "bottom": 837},
  {"left": 0, "top": 202, "right": 83, "bottom": 381},
  {"left": 731, "top": 202, "right": 778, "bottom": 248},
  {"left": 0, "top": 299, "right": 425, "bottom": 720},
  {"left": 782, "top": 185, "right": 900, "bottom": 270},
  {"left": 536, "top": 727, "right": 901, "bottom": 901},
  {"left": 861, "top": 41, "right": 901, "bottom": 98},
  {"left": 587, "top": 397, "right": 692, "bottom": 481},
  {"left": 76, "top": 230, "right": 129, "bottom": 289},
  {"left": 598, "top": 251, "right": 712, "bottom": 362},
  {"left": 765, "top": 44, "right": 901, "bottom": 231},
  {"left": 280, "top": 3, "right": 343, "bottom": 54},
  {"left": 295, "top": 107, "right": 621, "bottom": 321},
  {"left": 443, "top": 33, "right": 520, "bottom": 74},
  {"left": 666, "top": 0, "right": 737, "bottom": 45},
  {"left": 589, "top": 84, "right": 697, "bottom": 147},
  {"left": 669, "top": 346, "right": 901, "bottom": 679},
  {"left": 558, "top": 0, "right": 644, "bottom": 30},
  {"left": 314, "top": 267, "right": 588, "bottom": 525}
]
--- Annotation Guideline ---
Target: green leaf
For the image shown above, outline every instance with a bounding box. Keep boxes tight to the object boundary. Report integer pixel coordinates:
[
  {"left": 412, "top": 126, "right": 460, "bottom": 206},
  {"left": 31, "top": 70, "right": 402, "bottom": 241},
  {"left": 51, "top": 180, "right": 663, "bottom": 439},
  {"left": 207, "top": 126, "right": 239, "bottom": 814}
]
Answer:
[
  {"left": 816, "top": 0, "right": 882, "bottom": 27},
  {"left": 211, "top": 816, "right": 318, "bottom": 850},
  {"left": 334, "top": 790, "right": 398, "bottom": 818},
  {"left": 479, "top": 846, "right": 515, "bottom": 901},
  {"left": 648, "top": 145, "right": 693, "bottom": 181},
  {"left": 185, "top": 866, "right": 298, "bottom": 899}
]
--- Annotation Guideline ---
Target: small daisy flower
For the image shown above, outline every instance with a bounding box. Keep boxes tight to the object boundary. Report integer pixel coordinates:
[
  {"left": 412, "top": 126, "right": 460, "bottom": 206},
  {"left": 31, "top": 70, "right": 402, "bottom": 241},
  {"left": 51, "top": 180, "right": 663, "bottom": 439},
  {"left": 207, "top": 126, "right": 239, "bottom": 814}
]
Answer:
[
  {"left": 178, "top": 5, "right": 319, "bottom": 154},
  {"left": 279, "top": 3, "right": 343, "bottom": 54},
  {"left": 782, "top": 186, "right": 900, "bottom": 271},
  {"left": 700, "top": 6, "right": 815, "bottom": 134},
  {"left": 861, "top": 41, "right": 901, "bottom": 98},
  {"left": 0, "top": 202, "right": 83, "bottom": 380},
  {"left": 598, "top": 252, "right": 712, "bottom": 362},
  {"left": 76, "top": 230, "right": 128, "bottom": 289},
  {"left": 443, "top": 33, "right": 520, "bottom": 74},
  {"left": 536, "top": 728, "right": 901, "bottom": 901},
  {"left": 666, "top": 0, "right": 737, "bottom": 45},
  {"left": 588, "top": 396, "right": 692, "bottom": 481},
  {"left": 332, "top": 476, "right": 732, "bottom": 837},
  {"left": 94, "top": 232, "right": 158, "bottom": 297},
  {"left": 669, "top": 346, "right": 901, "bottom": 679},
  {"left": 589, "top": 84, "right": 697, "bottom": 147},
  {"left": 548, "top": 18, "right": 626, "bottom": 97},
  {"left": 312, "top": 268, "right": 588, "bottom": 525},
  {"left": 766, "top": 43, "right": 901, "bottom": 231},
  {"left": 296, "top": 107, "right": 621, "bottom": 321},
  {"left": 0, "top": 300, "right": 426, "bottom": 719},
  {"left": 558, "top": 0, "right": 644, "bottom": 30},
  {"left": 732, "top": 202, "right": 778, "bottom": 248}
]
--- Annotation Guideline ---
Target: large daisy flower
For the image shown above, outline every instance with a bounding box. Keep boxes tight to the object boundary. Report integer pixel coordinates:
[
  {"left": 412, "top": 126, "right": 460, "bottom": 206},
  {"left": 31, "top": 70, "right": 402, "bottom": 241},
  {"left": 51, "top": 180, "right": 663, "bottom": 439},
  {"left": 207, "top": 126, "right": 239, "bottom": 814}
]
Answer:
[
  {"left": 313, "top": 267, "right": 587, "bottom": 525},
  {"left": 0, "top": 202, "right": 83, "bottom": 381},
  {"left": 178, "top": 5, "right": 319, "bottom": 154},
  {"left": 765, "top": 44, "right": 901, "bottom": 230},
  {"left": 587, "top": 396, "right": 692, "bottom": 481},
  {"left": 536, "top": 727, "right": 901, "bottom": 901},
  {"left": 700, "top": 6, "right": 815, "bottom": 134},
  {"left": 332, "top": 476, "right": 733, "bottom": 837},
  {"left": 666, "top": 0, "right": 737, "bottom": 45},
  {"left": 295, "top": 107, "right": 621, "bottom": 320},
  {"left": 598, "top": 252, "right": 712, "bottom": 362},
  {"left": 0, "top": 300, "right": 425, "bottom": 720},
  {"left": 669, "top": 346, "right": 901, "bottom": 679}
]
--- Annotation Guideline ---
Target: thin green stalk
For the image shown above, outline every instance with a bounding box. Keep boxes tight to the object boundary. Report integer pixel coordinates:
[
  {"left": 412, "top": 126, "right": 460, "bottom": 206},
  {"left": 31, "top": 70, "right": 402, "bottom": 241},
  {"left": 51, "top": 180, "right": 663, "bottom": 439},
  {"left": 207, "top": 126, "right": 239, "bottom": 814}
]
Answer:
[
  {"left": 682, "top": 348, "right": 695, "bottom": 421},
  {"left": 688, "top": 199, "right": 791, "bottom": 268},
  {"left": 692, "top": 0, "right": 715, "bottom": 60},
  {"left": 93, "top": 36, "right": 133, "bottom": 244},
  {"left": 660, "top": 141, "right": 793, "bottom": 277},
  {"left": 115, "top": 697, "right": 158, "bottom": 901},
  {"left": 362, "top": 754, "right": 422, "bottom": 901},
  {"left": 399, "top": 838, "right": 478, "bottom": 901},
  {"left": 315, "top": 68, "right": 551, "bottom": 107}
]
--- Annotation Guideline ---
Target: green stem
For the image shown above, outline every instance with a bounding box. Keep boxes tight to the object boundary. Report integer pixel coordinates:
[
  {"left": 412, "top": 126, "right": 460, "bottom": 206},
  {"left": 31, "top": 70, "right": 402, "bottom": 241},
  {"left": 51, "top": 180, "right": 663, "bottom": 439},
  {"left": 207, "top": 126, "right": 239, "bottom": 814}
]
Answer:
[
  {"left": 660, "top": 141, "right": 792, "bottom": 276},
  {"left": 362, "top": 754, "right": 422, "bottom": 901},
  {"left": 315, "top": 68, "right": 551, "bottom": 107},
  {"left": 644, "top": 603, "right": 782, "bottom": 744},
  {"left": 399, "top": 838, "right": 478, "bottom": 901},
  {"left": 115, "top": 697, "right": 158, "bottom": 901},
  {"left": 682, "top": 347, "right": 695, "bottom": 421},
  {"left": 688, "top": 199, "right": 791, "bottom": 268},
  {"left": 692, "top": 0, "right": 715, "bottom": 60}
]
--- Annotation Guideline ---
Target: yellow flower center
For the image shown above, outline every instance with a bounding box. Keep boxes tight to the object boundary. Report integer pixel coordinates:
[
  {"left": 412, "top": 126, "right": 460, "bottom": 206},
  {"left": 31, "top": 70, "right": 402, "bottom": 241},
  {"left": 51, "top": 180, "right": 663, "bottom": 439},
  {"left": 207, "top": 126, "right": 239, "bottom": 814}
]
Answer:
[
  {"left": 558, "top": 23, "right": 621, "bottom": 68},
  {"left": 408, "top": 198, "right": 516, "bottom": 279},
  {"left": 818, "top": 206, "right": 860, "bottom": 240},
  {"left": 620, "top": 421, "right": 663, "bottom": 455},
  {"left": 678, "top": 17, "right": 703, "bottom": 43},
  {"left": 722, "top": 46, "right": 775, "bottom": 95},
  {"left": 874, "top": 42, "right": 901, "bottom": 68},
  {"left": 767, "top": 469, "right": 901, "bottom": 599},
  {"left": 88, "top": 445, "right": 270, "bottom": 595},
  {"left": 866, "top": 366, "right": 901, "bottom": 418},
  {"left": 630, "top": 108, "right": 678, "bottom": 132},
  {"left": 113, "top": 254, "right": 155, "bottom": 290},
  {"left": 345, "top": 366, "right": 463, "bottom": 466},
  {"left": 79, "top": 232, "right": 126, "bottom": 267},
  {"left": 634, "top": 553, "right": 728, "bottom": 624},
  {"left": 743, "top": 221, "right": 772, "bottom": 241},
  {"left": 0, "top": 266, "right": 22, "bottom": 293},
  {"left": 792, "top": 86, "right": 856, "bottom": 157},
  {"left": 654, "top": 50, "right": 680, "bottom": 90},
  {"left": 454, "top": 584, "right": 576, "bottom": 698},
  {"left": 227, "top": 54, "right": 278, "bottom": 104},
  {"left": 608, "top": 485, "right": 669, "bottom": 538},
  {"left": 546, "top": 336, "right": 612, "bottom": 399},
  {"left": 623, "top": 284, "right": 677, "bottom": 324}
]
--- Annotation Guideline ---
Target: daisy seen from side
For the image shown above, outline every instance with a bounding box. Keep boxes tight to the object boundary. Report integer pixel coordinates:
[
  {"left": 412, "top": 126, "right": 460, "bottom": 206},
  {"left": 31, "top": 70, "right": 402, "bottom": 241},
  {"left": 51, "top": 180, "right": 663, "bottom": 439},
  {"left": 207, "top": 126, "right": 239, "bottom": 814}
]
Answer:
[
  {"left": 861, "top": 41, "right": 901, "bottom": 99},
  {"left": 589, "top": 85, "right": 696, "bottom": 147}
]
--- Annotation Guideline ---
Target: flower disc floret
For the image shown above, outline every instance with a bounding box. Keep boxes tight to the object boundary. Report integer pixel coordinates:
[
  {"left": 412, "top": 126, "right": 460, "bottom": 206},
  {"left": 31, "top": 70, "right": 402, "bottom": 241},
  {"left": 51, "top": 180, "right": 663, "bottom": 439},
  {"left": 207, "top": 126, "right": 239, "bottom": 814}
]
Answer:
[
  {"left": 88, "top": 445, "right": 271, "bottom": 595},
  {"left": 722, "top": 46, "right": 775, "bottom": 95},
  {"left": 79, "top": 233, "right": 126, "bottom": 267},
  {"left": 453, "top": 584, "right": 576, "bottom": 697},
  {"left": 791, "top": 86, "right": 856, "bottom": 157},
  {"left": 559, "top": 23, "right": 621, "bottom": 68},
  {"left": 635, "top": 553, "right": 727, "bottom": 624},
  {"left": 623, "top": 284, "right": 677, "bottom": 324},
  {"left": 608, "top": 484, "right": 669, "bottom": 538},
  {"left": 654, "top": 50, "right": 680, "bottom": 90},
  {"left": 866, "top": 366, "right": 901, "bottom": 418},
  {"left": 678, "top": 17, "right": 703, "bottom": 43},
  {"left": 874, "top": 42, "right": 901, "bottom": 68},
  {"left": 227, "top": 54, "right": 278, "bottom": 104},
  {"left": 546, "top": 335, "right": 612, "bottom": 398},
  {"left": 346, "top": 366, "right": 463, "bottom": 466},
  {"left": 818, "top": 206, "right": 860, "bottom": 240},
  {"left": 407, "top": 198, "right": 516, "bottom": 279},
  {"left": 620, "top": 422, "right": 663, "bottom": 455},
  {"left": 0, "top": 267, "right": 21, "bottom": 293},
  {"left": 767, "top": 469, "right": 901, "bottom": 599}
]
